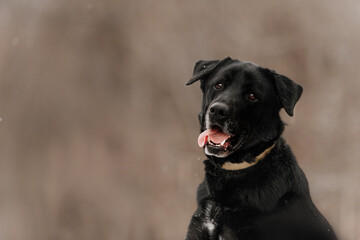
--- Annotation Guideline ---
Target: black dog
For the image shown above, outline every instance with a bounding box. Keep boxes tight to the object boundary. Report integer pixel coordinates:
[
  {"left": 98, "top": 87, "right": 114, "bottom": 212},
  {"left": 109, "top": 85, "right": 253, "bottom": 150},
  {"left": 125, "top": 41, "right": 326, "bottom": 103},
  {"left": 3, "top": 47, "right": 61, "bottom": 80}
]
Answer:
[{"left": 185, "top": 57, "right": 338, "bottom": 240}]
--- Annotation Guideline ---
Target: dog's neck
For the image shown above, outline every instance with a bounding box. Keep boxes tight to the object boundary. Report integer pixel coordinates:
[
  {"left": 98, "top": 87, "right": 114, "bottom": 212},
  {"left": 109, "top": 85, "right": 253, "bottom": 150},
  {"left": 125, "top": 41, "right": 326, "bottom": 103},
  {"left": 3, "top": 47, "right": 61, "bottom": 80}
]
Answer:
[
  {"left": 206, "top": 136, "right": 280, "bottom": 171},
  {"left": 202, "top": 138, "right": 294, "bottom": 212},
  {"left": 221, "top": 142, "right": 276, "bottom": 171}
]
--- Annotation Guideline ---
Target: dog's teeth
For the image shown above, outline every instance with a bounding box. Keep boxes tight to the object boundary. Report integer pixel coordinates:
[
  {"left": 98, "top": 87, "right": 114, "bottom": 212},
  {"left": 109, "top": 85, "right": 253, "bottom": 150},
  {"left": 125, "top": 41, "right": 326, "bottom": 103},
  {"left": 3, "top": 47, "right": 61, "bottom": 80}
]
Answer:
[{"left": 220, "top": 140, "right": 226, "bottom": 146}]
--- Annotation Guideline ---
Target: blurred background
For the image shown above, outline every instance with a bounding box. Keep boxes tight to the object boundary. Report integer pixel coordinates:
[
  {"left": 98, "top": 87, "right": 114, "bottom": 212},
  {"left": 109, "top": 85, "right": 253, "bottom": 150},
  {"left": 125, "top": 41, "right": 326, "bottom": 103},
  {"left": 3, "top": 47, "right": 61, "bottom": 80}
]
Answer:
[{"left": 0, "top": 0, "right": 359, "bottom": 239}]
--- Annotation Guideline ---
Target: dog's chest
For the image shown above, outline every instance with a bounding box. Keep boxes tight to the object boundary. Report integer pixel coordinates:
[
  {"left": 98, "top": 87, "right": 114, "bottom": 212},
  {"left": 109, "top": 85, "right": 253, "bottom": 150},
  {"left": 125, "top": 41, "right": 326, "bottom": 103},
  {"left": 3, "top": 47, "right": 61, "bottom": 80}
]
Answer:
[
  {"left": 202, "top": 201, "right": 221, "bottom": 235},
  {"left": 198, "top": 200, "right": 237, "bottom": 240}
]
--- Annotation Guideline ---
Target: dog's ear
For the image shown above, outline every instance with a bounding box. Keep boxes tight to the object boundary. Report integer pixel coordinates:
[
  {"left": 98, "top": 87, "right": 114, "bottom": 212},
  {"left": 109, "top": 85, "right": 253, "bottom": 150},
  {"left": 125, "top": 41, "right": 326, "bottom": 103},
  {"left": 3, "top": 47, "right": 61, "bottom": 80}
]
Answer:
[
  {"left": 272, "top": 72, "right": 303, "bottom": 117},
  {"left": 186, "top": 57, "right": 233, "bottom": 86},
  {"left": 186, "top": 60, "right": 220, "bottom": 85}
]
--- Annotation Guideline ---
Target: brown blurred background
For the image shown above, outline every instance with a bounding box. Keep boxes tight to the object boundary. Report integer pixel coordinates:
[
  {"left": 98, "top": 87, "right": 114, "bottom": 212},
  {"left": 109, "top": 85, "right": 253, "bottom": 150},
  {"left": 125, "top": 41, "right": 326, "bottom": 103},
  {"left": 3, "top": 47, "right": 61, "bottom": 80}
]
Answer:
[{"left": 0, "top": 0, "right": 359, "bottom": 239}]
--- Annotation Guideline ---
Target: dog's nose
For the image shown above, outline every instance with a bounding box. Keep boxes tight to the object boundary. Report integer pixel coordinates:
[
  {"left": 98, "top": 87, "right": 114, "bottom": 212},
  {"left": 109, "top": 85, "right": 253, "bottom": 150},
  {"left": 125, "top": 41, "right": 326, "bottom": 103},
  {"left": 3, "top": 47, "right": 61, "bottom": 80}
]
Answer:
[{"left": 209, "top": 102, "right": 229, "bottom": 119}]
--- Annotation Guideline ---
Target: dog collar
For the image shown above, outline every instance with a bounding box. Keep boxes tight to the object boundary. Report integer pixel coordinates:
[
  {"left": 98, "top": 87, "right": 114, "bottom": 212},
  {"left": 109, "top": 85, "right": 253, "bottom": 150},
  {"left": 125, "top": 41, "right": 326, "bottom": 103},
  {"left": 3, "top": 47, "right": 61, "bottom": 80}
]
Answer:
[{"left": 221, "top": 142, "right": 276, "bottom": 171}]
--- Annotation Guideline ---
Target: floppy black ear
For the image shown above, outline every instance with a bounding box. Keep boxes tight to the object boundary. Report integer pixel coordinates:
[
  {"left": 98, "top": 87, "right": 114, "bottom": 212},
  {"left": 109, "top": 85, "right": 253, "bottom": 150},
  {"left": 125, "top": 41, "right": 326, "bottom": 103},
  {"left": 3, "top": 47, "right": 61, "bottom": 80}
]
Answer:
[
  {"left": 272, "top": 73, "right": 303, "bottom": 117},
  {"left": 186, "top": 60, "right": 220, "bottom": 85},
  {"left": 186, "top": 57, "right": 233, "bottom": 86}
]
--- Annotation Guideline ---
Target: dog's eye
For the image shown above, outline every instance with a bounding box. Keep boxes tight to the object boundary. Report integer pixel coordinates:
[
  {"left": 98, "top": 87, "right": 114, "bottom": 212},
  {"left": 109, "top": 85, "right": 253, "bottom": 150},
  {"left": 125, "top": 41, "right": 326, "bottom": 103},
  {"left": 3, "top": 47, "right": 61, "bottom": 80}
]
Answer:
[
  {"left": 246, "top": 93, "right": 258, "bottom": 102},
  {"left": 214, "top": 83, "right": 223, "bottom": 90}
]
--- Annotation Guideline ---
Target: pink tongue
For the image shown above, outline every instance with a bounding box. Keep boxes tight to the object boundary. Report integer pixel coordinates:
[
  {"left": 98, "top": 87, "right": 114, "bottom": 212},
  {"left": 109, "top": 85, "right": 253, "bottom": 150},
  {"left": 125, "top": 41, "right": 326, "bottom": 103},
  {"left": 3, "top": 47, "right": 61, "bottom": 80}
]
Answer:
[{"left": 197, "top": 128, "right": 231, "bottom": 148}]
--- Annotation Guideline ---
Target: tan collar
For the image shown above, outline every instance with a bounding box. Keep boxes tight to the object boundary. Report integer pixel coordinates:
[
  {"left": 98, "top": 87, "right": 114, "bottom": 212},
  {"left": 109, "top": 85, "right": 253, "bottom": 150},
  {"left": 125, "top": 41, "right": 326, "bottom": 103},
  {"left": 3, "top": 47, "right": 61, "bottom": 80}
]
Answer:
[{"left": 221, "top": 143, "right": 276, "bottom": 171}]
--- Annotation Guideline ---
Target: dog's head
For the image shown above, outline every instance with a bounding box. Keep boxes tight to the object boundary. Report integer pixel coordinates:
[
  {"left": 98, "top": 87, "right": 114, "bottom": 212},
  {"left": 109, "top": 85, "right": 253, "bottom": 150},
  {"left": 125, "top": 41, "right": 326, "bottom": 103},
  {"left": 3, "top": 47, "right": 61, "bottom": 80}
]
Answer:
[{"left": 187, "top": 57, "right": 302, "bottom": 160}]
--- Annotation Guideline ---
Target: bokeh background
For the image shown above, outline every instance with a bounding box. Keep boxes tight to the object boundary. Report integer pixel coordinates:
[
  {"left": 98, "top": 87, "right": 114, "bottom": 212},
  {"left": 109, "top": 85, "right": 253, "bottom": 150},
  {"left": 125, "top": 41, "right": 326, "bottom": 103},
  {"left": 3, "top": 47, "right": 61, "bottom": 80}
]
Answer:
[{"left": 0, "top": 0, "right": 359, "bottom": 239}]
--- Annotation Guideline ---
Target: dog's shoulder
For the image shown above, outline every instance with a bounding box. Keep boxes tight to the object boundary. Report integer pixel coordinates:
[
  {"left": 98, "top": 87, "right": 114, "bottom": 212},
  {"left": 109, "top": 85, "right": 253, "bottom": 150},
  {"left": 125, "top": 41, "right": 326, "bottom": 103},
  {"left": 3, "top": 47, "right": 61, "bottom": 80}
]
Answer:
[{"left": 196, "top": 180, "right": 209, "bottom": 204}]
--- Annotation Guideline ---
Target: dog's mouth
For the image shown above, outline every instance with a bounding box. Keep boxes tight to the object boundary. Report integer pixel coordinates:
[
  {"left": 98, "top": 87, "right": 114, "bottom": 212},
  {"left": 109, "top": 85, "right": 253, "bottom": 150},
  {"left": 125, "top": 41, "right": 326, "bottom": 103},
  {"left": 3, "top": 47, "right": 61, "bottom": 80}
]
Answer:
[{"left": 198, "top": 125, "right": 245, "bottom": 157}]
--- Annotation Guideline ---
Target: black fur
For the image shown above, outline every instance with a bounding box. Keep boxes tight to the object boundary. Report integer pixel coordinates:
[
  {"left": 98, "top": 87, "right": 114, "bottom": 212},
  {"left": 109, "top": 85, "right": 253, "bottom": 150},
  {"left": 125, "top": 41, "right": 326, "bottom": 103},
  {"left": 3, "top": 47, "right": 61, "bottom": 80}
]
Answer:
[{"left": 185, "top": 57, "right": 337, "bottom": 240}]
